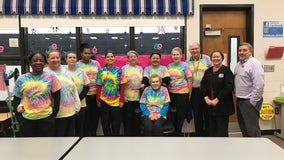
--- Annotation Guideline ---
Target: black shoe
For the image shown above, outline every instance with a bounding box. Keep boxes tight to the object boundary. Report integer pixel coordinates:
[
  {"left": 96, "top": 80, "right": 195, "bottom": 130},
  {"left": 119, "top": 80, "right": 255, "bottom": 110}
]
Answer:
[{"left": 186, "top": 114, "right": 192, "bottom": 123}]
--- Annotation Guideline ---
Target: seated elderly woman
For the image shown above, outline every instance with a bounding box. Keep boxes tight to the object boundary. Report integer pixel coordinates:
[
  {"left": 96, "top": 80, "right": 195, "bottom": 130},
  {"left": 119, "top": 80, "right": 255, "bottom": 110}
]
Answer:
[{"left": 139, "top": 74, "right": 171, "bottom": 136}]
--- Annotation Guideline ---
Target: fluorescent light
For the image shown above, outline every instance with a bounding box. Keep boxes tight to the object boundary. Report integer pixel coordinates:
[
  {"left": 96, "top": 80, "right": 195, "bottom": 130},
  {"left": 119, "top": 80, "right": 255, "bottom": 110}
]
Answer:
[
  {"left": 69, "top": 37, "right": 76, "bottom": 39},
  {"left": 152, "top": 37, "right": 159, "bottom": 40},
  {"left": 111, "top": 37, "right": 118, "bottom": 39},
  {"left": 171, "top": 37, "right": 179, "bottom": 40},
  {"left": 90, "top": 37, "right": 97, "bottom": 39}
]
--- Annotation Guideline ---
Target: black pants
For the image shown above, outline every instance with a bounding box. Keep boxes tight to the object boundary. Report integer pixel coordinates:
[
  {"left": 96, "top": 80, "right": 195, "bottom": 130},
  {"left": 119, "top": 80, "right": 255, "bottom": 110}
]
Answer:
[
  {"left": 21, "top": 115, "right": 54, "bottom": 137},
  {"left": 54, "top": 115, "right": 75, "bottom": 137},
  {"left": 85, "top": 94, "right": 100, "bottom": 136},
  {"left": 208, "top": 115, "right": 229, "bottom": 137},
  {"left": 141, "top": 116, "right": 166, "bottom": 136},
  {"left": 190, "top": 88, "right": 208, "bottom": 136},
  {"left": 75, "top": 107, "right": 86, "bottom": 137},
  {"left": 100, "top": 100, "right": 122, "bottom": 136},
  {"left": 169, "top": 93, "right": 189, "bottom": 135},
  {"left": 123, "top": 101, "right": 141, "bottom": 136}
]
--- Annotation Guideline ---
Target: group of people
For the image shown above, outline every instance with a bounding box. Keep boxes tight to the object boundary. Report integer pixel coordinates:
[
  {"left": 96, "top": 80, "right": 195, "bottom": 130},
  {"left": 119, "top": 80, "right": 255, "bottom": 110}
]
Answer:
[
  {"left": 12, "top": 41, "right": 264, "bottom": 137},
  {"left": 192, "top": 42, "right": 264, "bottom": 137}
]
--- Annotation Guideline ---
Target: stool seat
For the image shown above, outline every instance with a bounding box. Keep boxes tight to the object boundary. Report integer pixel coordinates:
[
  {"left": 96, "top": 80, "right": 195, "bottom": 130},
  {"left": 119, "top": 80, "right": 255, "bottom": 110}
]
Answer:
[
  {"left": 140, "top": 118, "right": 175, "bottom": 136},
  {"left": 0, "top": 112, "right": 11, "bottom": 121},
  {"left": 0, "top": 112, "right": 12, "bottom": 136}
]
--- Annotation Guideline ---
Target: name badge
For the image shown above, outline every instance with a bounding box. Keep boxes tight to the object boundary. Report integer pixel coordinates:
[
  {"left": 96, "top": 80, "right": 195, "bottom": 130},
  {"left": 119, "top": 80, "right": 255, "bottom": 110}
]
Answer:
[{"left": 218, "top": 73, "right": 224, "bottom": 78}]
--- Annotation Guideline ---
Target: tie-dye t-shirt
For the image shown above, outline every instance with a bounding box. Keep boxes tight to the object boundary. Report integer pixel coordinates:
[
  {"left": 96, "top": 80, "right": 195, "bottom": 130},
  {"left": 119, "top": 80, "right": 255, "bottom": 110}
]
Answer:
[
  {"left": 13, "top": 72, "right": 61, "bottom": 120},
  {"left": 140, "top": 86, "right": 170, "bottom": 114},
  {"left": 67, "top": 67, "right": 90, "bottom": 108},
  {"left": 167, "top": 62, "right": 192, "bottom": 94},
  {"left": 44, "top": 67, "right": 78, "bottom": 118},
  {"left": 96, "top": 66, "right": 127, "bottom": 106},
  {"left": 77, "top": 60, "right": 101, "bottom": 95},
  {"left": 143, "top": 65, "right": 170, "bottom": 79},
  {"left": 186, "top": 54, "right": 212, "bottom": 88},
  {"left": 122, "top": 64, "right": 143, "bottom": 101}
]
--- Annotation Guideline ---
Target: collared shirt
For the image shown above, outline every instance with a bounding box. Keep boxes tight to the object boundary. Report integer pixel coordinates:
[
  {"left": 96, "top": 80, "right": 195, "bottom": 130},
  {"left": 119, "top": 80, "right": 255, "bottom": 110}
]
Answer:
[
  {"left": 186, "top": 54, "right": 212, "bottom": 88},
  {"left": 234, "top": 56, "right": 264, "bottom": 106}
]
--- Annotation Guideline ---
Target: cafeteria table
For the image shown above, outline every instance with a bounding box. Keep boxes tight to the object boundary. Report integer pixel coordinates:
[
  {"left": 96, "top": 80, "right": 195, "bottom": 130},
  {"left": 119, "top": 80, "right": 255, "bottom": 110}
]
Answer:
[
  {"left": 0, "top": 137, "right": 79, "bottom": 160},
  {"left": 64, "top": 137, "right": 284, "bottom": 160}
]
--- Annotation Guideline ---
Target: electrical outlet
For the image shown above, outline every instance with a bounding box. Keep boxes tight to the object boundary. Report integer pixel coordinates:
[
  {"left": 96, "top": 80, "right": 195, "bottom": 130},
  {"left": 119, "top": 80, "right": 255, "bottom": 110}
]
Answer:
[
  {"left": 275, "top": 107, "right": 279, "bottom": 114},
  {"left": 264, "top": 65, "right": 275, "bottom": 72}
]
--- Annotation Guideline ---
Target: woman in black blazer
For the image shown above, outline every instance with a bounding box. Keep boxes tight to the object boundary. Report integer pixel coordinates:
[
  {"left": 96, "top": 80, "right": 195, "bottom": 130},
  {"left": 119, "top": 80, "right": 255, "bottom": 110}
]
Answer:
[{"left": 200, "top": 50, "right": 235, "bottom": 137}]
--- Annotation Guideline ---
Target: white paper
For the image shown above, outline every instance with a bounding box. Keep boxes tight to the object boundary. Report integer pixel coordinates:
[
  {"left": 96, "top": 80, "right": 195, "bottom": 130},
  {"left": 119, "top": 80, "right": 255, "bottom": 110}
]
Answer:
[{"left": 280, "top": 84, "right": 284, "bottom": 97}]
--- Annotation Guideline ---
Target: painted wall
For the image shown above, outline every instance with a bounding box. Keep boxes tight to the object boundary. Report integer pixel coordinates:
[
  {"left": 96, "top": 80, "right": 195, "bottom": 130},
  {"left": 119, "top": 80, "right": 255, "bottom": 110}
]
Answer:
[{"left": 1, "top": 0, "right": 284, "bottom": 132}]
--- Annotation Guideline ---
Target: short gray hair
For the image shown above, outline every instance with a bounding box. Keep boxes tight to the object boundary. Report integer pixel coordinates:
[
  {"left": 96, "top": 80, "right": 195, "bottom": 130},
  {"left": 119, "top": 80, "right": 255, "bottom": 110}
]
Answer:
[
  {"left": 239, "top": 42, "right": 253, "bottom": 52},
  {"left": 126, "top": 50, "right": 139, "bottom": 58},
  {"left": 149, "top": 74, "right": 162, "bottom": 84},
  {"left": 171, "top": 47, "right": 183, "bottom": 55}
]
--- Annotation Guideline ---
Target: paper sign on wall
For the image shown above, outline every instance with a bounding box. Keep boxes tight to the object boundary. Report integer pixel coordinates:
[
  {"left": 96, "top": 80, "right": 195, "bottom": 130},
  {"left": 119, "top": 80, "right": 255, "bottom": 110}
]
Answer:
[
  {"left": 263, "top": 21, "right": 283, "bottom": 37},
  {"left": 9, "top": 38, "right": 19, "bottom": 47},
  {"left": 260, "top": 103, "right": 275, "bottom": 120}
]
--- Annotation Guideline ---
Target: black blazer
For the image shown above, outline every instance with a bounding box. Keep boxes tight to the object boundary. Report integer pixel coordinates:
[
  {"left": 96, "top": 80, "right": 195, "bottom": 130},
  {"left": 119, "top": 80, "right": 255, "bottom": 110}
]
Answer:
[{"left": 200, "top": 65, "right": 235, "bottom": 116}]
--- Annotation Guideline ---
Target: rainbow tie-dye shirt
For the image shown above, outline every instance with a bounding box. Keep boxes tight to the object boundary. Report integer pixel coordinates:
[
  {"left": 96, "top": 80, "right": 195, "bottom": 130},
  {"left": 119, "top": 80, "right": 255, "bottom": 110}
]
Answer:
[
  {"left": 140, "top": 86, "right": 170, "bottom": 115},
  {"left": 167, "top": 62, "right": 192, "bottom": 94},
  {"left": 186, "top": 54, "right": 212, "bottom": 88},
  {"left": 13, "top": 72, "right": 61, "bottom": 120},
  {"left": 77, "top": 60, "right": 101, "bottom": 95},
  {"left": 122, "top": 64, "right": 143, "bottom": 101},
  {"left": 44, "top": 67, "right": 78, "bottom": 118},
  {"left": 96, "top": 66, "right": 127, "bottom": 106},
  {"left": 67, "top": 67, "right": 90, "bottom": 108},
  {"left": 143, "top": 65, "right": 170, "bottom": 79}
]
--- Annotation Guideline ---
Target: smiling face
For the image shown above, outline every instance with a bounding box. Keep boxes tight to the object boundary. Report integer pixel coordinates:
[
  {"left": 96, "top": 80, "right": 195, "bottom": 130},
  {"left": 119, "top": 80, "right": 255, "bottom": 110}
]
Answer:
[
  {"left": 105, "top": 52, "right": 115, "bottom": 66},
  {"left": 150, "top": 75, "right": 162, "bottom": 90},
  {"left": 171, "top": 49, "right": 182, "bottom": 64},
  {"left": 128, "top": 52, "right": 138, "bottom": 66},
  {"left": 66, "top": 52, "right": 77, "bottom": 67},
  {"left": 238, "top": 43, "right": 253, "bottom": 61},
  {"left": 211, "top": 51, "right": 224, "bottom": 67},
  {"left": 189, "top": 42, "right": 201, "bottom": 60},
  {"left": 47, "top": 50, "right": 61, "bottom": 70},
  {"left": 150, "top": 54, "right": 161, "bottom": 67},
  {"left": 30, "top": 53, "right": 46, "bottom": 75}
]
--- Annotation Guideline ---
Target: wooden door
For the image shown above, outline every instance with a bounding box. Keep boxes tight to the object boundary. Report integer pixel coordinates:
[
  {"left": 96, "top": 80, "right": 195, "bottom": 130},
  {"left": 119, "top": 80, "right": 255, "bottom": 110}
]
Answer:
[{"left": 202, "top": 10, "right": 247, "bottom": 122}]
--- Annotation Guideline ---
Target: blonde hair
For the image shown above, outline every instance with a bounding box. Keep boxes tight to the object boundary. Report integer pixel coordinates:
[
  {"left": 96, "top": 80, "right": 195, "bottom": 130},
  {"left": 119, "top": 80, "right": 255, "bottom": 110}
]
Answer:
[{"left": 46, "top": 49, "right": 60, "bottom": 59}]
